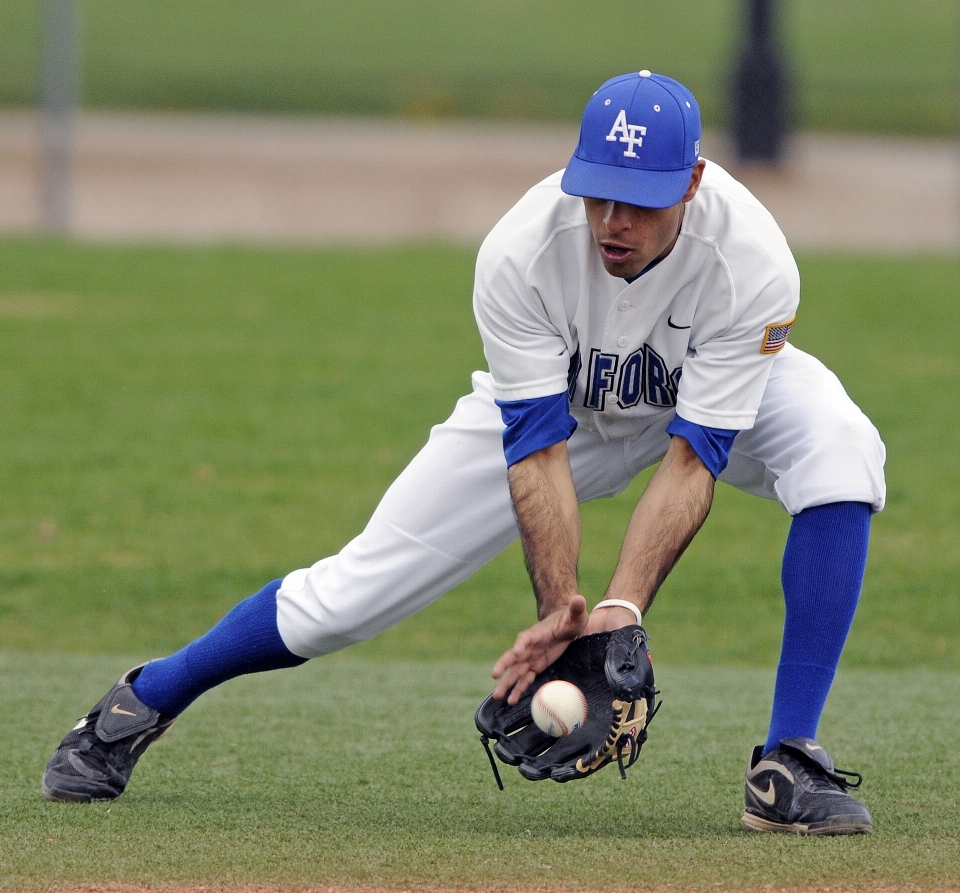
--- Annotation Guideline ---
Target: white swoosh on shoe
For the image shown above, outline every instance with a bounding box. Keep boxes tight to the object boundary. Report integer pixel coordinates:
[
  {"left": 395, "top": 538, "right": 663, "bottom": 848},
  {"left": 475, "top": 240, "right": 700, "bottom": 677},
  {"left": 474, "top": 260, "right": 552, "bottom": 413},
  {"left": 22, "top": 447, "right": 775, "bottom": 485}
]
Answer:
[{"left": 746, "top": 778, "right": 777, "bottom": 805}]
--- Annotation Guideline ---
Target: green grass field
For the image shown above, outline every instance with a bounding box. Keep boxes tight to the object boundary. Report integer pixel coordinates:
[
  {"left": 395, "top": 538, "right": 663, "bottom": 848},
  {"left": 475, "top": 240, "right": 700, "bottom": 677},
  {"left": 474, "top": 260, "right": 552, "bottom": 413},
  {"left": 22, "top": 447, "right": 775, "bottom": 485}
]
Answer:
[
  {"left": 1, "top": 241, "right": 959, "bottom": 889},
  {"left": 1, "top": 0, "right": 957, "bottom": 134},
  {"left": 5, "top": 656, "right": 960, "bottom": 890}
]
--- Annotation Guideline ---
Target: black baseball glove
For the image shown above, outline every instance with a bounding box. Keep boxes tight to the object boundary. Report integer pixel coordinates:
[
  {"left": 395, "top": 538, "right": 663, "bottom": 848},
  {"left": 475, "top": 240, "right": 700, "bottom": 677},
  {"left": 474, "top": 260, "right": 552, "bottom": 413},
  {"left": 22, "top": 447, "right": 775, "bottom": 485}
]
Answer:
[{"left": 475, "top": 625, "right": 660, "bottom": 787}]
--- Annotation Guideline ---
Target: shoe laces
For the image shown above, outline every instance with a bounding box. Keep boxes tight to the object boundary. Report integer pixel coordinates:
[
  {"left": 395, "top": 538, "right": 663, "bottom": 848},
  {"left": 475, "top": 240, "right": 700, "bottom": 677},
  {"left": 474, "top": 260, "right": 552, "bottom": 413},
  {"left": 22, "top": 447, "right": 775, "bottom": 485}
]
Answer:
[
  {"left": 67, "top": 712, "right": 136, "bottom": 775},
  {"left": 828, "top": 765, "right": 863, "bottom": 791},
  {"left": 793, "top": 752, "right": 863, "bottom": 793}
]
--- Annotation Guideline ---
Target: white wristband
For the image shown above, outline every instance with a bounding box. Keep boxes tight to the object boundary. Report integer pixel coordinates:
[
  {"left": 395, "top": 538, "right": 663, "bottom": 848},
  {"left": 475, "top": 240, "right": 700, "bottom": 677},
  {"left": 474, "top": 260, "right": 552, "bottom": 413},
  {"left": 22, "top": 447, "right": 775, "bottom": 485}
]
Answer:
[{"left": 593, "top": 599, "right": 643, "bottom": 627}]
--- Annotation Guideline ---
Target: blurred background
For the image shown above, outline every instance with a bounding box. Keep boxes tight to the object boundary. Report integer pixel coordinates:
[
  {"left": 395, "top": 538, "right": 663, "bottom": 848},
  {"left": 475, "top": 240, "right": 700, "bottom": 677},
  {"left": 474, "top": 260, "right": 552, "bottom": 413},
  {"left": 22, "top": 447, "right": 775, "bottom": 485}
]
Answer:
[{"left": 1, "top": 0, "right": 958, "bottom": 249}]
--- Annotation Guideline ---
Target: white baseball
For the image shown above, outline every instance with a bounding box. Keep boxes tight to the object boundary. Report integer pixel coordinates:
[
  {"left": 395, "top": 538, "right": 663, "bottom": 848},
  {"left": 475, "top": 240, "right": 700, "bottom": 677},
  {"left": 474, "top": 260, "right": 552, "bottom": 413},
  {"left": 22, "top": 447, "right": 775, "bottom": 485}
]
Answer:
[{"left": 531, "top": 680, "right": 587, "bottom": 737}]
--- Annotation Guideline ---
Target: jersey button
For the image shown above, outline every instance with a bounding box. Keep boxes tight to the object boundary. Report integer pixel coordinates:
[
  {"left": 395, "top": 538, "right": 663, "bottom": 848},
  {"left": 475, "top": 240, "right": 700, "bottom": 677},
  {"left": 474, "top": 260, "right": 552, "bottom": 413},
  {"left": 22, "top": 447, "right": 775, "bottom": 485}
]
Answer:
[
  {"left": 617, "top": 336, "right": 628, "bottom": 347},
  {"left": 618, "top": 301, "right": 630, "bottom": 311}
]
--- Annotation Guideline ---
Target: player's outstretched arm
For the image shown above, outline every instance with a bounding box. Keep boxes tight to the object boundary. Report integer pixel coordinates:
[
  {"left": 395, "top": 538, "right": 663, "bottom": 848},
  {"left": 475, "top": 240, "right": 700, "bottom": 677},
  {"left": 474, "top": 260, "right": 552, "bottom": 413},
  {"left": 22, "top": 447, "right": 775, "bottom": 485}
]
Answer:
[
  {"left": 604, "top": 434, "right": 715, "bottom": 614},
  {"left": 492, "top": 440, "right": 587, "bottom": 704},
  {"left": 506, "top": 440, "right": 581, "bottom": 614}
]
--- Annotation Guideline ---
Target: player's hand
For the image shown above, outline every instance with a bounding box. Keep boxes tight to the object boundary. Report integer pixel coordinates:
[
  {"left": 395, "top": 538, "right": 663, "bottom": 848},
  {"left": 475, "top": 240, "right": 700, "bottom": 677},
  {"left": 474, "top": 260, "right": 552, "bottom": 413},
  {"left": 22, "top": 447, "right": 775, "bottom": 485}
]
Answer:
[{"left": 491, "top": 595, "right": 588, "bottom": 704}]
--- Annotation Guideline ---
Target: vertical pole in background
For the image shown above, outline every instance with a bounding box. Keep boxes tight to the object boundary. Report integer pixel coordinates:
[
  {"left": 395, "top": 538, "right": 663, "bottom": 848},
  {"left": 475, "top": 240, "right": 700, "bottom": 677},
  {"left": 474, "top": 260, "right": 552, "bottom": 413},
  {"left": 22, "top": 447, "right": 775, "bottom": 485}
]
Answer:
[
  {"left": 40, "top": 0, "right": 80, "bottom": 235},
  {"left": 731, "top": 0, "right": 790, "bottom": 164}
]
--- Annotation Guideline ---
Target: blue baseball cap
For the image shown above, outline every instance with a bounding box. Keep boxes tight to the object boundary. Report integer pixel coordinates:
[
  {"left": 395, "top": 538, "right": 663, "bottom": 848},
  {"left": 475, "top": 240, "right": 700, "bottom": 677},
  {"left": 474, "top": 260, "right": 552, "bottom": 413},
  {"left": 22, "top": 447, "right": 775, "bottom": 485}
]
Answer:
[{"left": 561, "top": 71, "right": 702, "bottom": 209}]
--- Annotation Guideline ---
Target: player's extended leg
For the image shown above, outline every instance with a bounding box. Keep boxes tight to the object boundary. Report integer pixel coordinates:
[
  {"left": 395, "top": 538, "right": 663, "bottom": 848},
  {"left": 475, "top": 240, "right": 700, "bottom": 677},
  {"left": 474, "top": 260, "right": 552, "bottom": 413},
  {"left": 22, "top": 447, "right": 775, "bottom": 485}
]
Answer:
[
  {"left": 42, "top": 372, "right": 516, "bottom": 801},
  {"left": 42, "top": 371, "right": 637, "bottom": 801},
  {"left": 720, "top": 344, "right": 885, "bottom": 834}
]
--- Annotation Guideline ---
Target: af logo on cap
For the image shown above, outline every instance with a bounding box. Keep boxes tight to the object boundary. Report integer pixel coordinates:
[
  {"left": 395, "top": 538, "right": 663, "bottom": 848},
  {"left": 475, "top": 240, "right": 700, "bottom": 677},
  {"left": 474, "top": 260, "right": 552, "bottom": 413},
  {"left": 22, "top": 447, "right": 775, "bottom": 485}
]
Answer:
[{"left": 605, "top": 110, "right": 647, "bottom": 158}]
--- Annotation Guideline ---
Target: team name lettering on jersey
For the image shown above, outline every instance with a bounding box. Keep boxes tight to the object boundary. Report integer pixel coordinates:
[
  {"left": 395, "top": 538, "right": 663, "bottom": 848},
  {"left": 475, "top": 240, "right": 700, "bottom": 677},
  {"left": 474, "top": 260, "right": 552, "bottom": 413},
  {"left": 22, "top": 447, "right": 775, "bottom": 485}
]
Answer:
[
  {"left": 606, "top": 110, "right": 646, "bottom": 158},
  {"left": 583, "top": 345, "right": 682, "bottom": 411}
]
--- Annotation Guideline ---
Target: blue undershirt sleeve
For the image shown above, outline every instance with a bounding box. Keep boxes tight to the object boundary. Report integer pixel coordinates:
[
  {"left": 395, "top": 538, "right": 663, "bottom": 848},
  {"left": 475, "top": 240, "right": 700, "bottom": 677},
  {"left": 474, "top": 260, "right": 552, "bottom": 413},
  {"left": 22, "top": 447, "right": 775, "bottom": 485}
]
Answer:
[
  {"left": 666, "top": 416, "right": 739, "bottom": 479},
  {"left": 496, "top": 393, "right": 578, "bottom": 467}
]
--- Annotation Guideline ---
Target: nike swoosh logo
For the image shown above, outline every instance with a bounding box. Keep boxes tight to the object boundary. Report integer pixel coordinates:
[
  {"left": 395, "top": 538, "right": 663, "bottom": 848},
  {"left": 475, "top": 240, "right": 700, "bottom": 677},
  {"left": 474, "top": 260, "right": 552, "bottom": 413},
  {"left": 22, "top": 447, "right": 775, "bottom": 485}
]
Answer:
[
  {"left": 667, "top": 316, "right": 691, "bottom": 329},
  {"left": 111, "top": 704, "right": 138, "bottom": 717},
  {"left": 746, "top": 778, "right": 777, "bottom": 805},
  {"left": 805, "top": 743, "right": 824, "bottom": 752}
]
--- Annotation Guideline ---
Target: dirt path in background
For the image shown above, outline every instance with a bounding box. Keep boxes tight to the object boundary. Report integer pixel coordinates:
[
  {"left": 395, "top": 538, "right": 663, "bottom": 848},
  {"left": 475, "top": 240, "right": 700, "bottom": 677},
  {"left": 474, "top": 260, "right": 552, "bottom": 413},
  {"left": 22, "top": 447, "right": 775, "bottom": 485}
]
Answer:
[{"left": 1, "top": 111, "right": 958, "bottom": 251}]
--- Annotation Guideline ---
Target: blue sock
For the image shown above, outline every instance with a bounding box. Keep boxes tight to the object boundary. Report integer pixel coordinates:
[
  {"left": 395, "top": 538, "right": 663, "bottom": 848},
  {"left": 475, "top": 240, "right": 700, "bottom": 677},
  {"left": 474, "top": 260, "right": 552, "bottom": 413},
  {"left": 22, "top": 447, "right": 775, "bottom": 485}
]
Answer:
[
  {"left": 763, "top": 502, "right": 871, "bottom": 755},
  {"left": 132, "top": 579, "right": 307, "bottom": 716}
]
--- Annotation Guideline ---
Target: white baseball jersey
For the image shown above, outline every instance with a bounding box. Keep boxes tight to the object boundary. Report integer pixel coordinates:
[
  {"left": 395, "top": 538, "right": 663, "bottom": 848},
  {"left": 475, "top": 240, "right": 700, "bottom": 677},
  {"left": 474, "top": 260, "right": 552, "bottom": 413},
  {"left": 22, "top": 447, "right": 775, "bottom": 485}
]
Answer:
[
  {"left": 474, "top": 160, "right": 799, "bottom": 438},
  {"left": 276, "top": 159, "right": 885, "bottom": 659}
]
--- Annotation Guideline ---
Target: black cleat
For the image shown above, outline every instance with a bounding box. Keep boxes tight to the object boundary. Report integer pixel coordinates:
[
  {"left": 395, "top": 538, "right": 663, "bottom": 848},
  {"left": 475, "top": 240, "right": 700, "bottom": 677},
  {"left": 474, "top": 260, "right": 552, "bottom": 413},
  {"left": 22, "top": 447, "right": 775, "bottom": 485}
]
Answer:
[
  {"left": 42, "top": 664, "right": 176, "bottom": 803},
  {"left": 742, "top": 737, "right": 872, "bottom": 835}
]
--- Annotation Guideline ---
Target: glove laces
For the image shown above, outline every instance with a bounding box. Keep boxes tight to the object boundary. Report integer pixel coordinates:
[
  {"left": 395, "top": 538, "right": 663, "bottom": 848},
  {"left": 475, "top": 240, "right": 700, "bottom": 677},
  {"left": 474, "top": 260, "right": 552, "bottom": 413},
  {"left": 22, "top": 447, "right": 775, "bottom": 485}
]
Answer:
[
  {"left": 479, "top": 735, "right": 504, "bottom": 790},
  {"left": 613, "top": 696, "right": 661, "bottom": 780}
]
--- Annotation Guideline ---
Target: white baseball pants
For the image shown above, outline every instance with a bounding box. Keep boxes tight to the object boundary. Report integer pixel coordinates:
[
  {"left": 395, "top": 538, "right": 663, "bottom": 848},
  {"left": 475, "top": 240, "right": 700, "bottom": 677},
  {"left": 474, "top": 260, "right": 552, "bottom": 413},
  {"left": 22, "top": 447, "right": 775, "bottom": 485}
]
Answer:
[{"left": 276, "top": 343, "right": 886, "bottom": 658}]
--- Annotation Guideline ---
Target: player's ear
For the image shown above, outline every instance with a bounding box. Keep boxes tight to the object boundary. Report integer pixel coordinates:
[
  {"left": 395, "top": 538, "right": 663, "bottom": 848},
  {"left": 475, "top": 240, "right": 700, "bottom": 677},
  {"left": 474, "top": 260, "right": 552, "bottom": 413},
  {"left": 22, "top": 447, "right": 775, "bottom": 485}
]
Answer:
[{"left": 681, "top": 160, "right": 707, "bottom": 203}]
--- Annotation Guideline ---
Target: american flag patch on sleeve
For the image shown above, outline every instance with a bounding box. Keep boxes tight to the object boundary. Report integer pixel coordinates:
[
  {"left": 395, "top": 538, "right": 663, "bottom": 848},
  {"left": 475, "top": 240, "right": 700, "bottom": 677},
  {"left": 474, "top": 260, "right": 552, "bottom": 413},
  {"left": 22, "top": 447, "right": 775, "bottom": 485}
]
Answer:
[{"left": 760, "top": 317, "right": 795, "bottom": 354}]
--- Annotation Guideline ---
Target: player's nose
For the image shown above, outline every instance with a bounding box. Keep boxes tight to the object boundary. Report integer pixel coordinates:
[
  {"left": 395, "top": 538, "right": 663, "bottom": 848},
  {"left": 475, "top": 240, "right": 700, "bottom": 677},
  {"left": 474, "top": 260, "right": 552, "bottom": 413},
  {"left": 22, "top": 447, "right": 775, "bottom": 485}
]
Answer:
[{"left": 602, "top": 201, "right": 634, "bottom": 233}]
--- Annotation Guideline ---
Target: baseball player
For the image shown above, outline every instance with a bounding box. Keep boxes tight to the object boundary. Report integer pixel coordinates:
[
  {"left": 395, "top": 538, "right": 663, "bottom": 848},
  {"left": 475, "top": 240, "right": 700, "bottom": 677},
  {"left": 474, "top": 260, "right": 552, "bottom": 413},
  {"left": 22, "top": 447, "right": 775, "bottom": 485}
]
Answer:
[{"left": 43, "top": 72, "right": 885, "bottom": 835}]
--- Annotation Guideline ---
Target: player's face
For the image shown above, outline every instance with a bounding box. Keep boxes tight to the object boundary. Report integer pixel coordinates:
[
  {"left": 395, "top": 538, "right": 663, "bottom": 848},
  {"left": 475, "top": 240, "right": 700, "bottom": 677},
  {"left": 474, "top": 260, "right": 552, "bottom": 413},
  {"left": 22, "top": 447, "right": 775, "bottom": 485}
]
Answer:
[
  {"left": 582, "top": 161, "right": 706, "bottom": 280},
  {"left": 583, "top": 198, "right": 684, "bottom": 279}
]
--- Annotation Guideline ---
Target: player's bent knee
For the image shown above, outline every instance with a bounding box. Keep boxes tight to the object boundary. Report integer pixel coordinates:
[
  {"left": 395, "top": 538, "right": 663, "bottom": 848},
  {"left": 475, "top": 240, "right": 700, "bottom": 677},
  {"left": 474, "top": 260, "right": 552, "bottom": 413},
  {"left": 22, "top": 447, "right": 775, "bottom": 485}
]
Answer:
[{"left": 776, "top": 408, "right": 886, "bottom": 515}]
